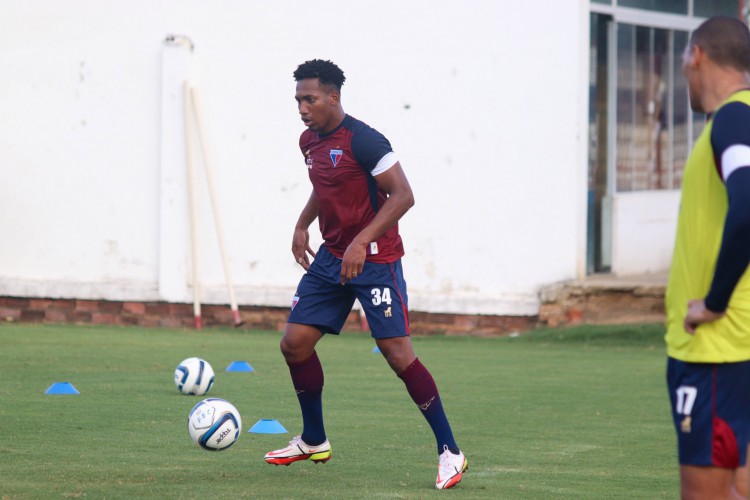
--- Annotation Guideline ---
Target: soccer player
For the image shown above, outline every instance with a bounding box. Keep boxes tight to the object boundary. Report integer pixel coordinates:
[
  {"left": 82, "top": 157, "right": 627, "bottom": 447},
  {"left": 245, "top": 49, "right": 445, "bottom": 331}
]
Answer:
[
  {"left": 665, "top": 16, "right": 750, "bottom": 500},
  {"left": 263, "top": 59, "right": 468, "bottom": 490}
]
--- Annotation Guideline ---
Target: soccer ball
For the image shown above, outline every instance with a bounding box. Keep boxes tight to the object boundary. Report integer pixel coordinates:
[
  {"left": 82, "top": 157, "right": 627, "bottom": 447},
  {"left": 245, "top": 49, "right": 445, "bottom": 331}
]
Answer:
[
  {"left": 187, "top": 398, "right": 242, "bottom": 451},
  {"left": 174, "top": 357, "right": 215, "bottom": 395}
]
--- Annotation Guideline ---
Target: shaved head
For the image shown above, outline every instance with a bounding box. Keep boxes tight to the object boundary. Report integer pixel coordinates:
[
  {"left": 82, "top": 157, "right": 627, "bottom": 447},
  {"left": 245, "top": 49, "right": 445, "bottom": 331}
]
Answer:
[{"left": 688, "top": 16, "right": 750, "bottom": 72}]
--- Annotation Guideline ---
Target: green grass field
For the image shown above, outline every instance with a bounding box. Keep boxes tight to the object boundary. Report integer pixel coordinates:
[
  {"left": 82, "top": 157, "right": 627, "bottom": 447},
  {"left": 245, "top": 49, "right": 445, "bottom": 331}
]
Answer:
[{"left": 0, "top": 323, "right": 676, "bottom": 499}]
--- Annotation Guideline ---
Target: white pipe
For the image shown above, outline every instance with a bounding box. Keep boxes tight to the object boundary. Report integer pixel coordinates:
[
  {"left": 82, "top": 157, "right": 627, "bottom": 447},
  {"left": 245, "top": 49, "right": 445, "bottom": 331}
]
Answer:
[
  {"left": 190, "top": 86, "right": 243, "bottom": 327},
  {"left": 183, "top": 80, "right": 202, "bottom": 329}
]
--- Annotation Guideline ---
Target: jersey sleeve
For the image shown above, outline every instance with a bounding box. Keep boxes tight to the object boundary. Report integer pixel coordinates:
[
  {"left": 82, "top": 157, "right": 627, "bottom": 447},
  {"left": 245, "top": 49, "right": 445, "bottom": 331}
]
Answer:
[
  {"left": 350, "top": 124, "right": 395, "bottom": 175},
  {"left": 704, "top": 101, "right": 750, "bottom": 312},
  {"left": 711, "top": 101, "right": 750, "bottom": 181}
]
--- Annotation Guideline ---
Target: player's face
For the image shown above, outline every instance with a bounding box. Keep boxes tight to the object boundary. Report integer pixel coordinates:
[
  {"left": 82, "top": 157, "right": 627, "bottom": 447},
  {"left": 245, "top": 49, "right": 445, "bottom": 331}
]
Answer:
[{"left": 295, "top": 79, "right": 339, "bottom": 133}]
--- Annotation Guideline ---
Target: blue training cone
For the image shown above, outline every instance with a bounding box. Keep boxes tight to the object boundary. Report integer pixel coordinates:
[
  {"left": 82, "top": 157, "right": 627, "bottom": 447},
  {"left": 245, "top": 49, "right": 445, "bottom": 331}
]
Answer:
[
  {"left": 225, "top": 361, "right": 254, "bottom": 372},
  {"left": 249, "top": 419, "right": 288, "bottom": 434},
  {"left": 45, "top": 382, "right": 80, "bottom": 395},
  {"left": 372, "top": 346, "right": 381, "bottom": 353}
]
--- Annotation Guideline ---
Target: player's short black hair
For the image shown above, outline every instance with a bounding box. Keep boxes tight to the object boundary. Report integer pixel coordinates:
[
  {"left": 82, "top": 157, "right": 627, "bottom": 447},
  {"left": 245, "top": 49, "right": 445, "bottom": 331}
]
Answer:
[
  {"left": 690, "top": 16, "right": 750, "bottom": 72},
  {"left": 293, "top": 59, "right": 346, "bottom": 91}
]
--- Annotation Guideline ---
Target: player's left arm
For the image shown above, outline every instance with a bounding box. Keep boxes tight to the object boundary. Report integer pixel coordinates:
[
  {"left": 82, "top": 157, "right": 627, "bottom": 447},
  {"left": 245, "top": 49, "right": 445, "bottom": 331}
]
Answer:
[
  {"left": 340, "top": 161, "right": 414, "bottom": 283},
  {"left": 353, "top": 160, "right": 415, "bottom": 246},
  {"left": 685, "top": 101, "right": 750, "bottom": 333}
]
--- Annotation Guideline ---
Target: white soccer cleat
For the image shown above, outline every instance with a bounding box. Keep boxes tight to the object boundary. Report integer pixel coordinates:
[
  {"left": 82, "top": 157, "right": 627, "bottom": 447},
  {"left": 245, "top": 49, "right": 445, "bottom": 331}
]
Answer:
[
  {"left": 264, "top": 435, "right": 332, "bottom": 466},
  {"left": 435, "top": 446, "right": 468, "bottom": 490}
]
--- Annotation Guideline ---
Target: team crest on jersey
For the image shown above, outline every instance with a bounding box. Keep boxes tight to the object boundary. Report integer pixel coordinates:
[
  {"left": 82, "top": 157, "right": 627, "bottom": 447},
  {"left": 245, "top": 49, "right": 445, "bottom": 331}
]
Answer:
[
  {"left": 305, "top": 150, "right": 313, "bottom": 169},
  {"left": 291, "top": 295, "right": 299, "bottom": 310},
  {"left": 330, "top": 149, "right": 343, "bottom": 167}
]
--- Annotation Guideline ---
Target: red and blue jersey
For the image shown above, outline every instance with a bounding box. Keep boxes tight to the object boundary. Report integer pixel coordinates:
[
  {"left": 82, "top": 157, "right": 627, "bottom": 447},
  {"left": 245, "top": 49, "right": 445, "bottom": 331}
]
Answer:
[{"left": 300, "top": 114, "right": 404, "bottom": 263}]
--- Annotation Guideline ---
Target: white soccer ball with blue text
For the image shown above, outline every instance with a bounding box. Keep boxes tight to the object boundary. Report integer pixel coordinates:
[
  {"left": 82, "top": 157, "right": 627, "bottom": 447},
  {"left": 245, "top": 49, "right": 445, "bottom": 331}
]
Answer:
[
  {"left": 174, "top": 357, "right": 215, "bottom": 396},
  {"left": 188, "top": 398, "right": 242, "bottom": 451}
]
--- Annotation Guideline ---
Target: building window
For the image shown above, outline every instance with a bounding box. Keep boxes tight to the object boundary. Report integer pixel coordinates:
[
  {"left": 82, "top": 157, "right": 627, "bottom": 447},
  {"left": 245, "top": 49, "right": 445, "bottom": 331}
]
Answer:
[
  {"left": 588, "top": 0, "right": 744, "bottom": 274},
  {"left": 694, "top": 0, "right": 742, "bottom": 17},
  {"left": 615, "top": 24, "right": 698, "bottom": 191},
  {"left": 607, "top": 1, "right": 745, "bottom": 192},
  {"left": 618, "top": 0, "right": 688, "bottom": 14},
  {"left": 591, "top": 0, "right": 742, "bottom": 16}
]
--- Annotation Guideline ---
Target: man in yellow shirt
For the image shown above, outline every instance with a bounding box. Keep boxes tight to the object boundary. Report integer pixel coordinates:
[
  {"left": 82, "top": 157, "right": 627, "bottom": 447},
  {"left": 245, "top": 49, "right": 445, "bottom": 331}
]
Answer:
[{"left": 666, "top": 16, "right": 750, "bottom": 499}]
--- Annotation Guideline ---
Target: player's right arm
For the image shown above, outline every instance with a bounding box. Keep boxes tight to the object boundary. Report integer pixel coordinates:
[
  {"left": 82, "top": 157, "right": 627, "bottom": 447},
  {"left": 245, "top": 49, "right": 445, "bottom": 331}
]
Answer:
[{"left": 293, "top": 190, "right": 318, "bottom": 270}]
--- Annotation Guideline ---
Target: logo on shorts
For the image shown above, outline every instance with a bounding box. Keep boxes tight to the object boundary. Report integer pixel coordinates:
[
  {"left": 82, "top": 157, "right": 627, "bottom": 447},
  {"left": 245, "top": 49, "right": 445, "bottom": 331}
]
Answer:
[
  {"left": 330, "top": 149, "right": 343, "bottom": 167},
  {"left": 675, "top": 385, "right": 697, "bottom": 434},
  {"left": 680, "top": 416, "right": 692, "bottom": 433},
  {"left": 384, "top": 307, "right": 392, "bottom": 318},
  {"left": 291, "top": 295, "right": 299, "bottom": 310}
]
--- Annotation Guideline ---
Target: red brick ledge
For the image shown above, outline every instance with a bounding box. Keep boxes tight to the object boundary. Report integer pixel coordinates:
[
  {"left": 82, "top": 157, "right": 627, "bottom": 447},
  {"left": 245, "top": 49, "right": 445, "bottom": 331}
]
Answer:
[
  {"left": 538, "top": 280, "right": 666, "bottom": 327},
  {"left": 0, "top": 296, "right": 537, "bottom": 336}
]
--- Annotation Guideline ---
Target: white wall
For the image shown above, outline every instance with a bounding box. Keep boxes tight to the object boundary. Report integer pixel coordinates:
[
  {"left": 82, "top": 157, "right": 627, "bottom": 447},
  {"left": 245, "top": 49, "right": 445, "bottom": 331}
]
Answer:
[
  {"left": 611, "top": 190, "right": 680, "bottom": 275},
  {"left": 0, "top": 0, "right": 591, "bottom": 316}
]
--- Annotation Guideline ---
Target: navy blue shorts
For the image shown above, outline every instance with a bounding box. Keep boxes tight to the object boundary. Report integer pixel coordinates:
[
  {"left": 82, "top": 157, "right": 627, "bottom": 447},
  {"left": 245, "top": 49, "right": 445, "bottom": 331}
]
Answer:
[
  {"left": 288, "top": 245, "right": 410, "bottom": 338},
  {"left": 667, "top": 357, "right": 750, "bottom": 468}
]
